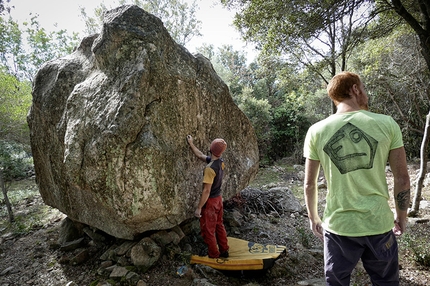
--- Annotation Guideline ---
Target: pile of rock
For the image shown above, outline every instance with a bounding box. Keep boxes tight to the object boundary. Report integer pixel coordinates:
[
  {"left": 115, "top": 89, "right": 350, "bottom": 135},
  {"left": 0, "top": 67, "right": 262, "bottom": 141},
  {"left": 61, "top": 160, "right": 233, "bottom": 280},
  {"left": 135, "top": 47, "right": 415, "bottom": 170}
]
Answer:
[
  {"left": 53, "top": 186, "right": 305, "bottom": 285},
  {"left": 55, "top": 217, "right": 200, "bottom": 285}
]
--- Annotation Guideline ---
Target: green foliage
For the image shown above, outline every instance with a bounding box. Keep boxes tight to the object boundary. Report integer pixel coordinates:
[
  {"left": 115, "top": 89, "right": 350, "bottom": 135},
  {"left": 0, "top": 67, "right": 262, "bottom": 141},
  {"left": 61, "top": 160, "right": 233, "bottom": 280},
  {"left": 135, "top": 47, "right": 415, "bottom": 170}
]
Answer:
[
  {"left": 0, "top": 199, "right": 54, "bottom": 236},
  {"left": 242, "top": 88, "right": 311, "bottom": 163},
  {"left": 238, "top": 87, "right": 272, "bottom": 160},
  {"left": 195, "top": 43, "right": 215, "bottom": 61},
  {"left": 81, "top": 0, "right": 202, "bottom": 46},
  {"left": 197, "top": 44, "right": 248, "bottom": 99},
  {"left": 0, "top": 178, "right": 61, "bottom": 235},
  {"left": 21, "top": 16, "right": 79, "bottom": 81},
  {"left": 401, "top": 227, "right": 430, "bottom": 267},
  {"left": 350, "top": 26, "right": 430, "bottom": 158},
  {"left": 89, "top": 280, "right": 101, "bottom": 286},
  {"left": 269, "top": 95, "right": 310, "bottom": 161},
  {"left": 221, "top": 0, "right": 375, "bottom": 81},
  {"left": 0, "top": 0, "right": 424, "bottom": 167},
  {"left": 0, "top": 68, "right": 32, "bottom": 144},
  {"left": 301, "top": 88, "right": 332, "bottom": 123},
  {"left": 0, "top": 17, "right": 25, "bottom": 76},
  {"left": 0, "top": 14, "right": 79, "bottom": 81},
  {"left": 0, "top": 140, "right": 33, "bottom": 182},
  {"left": 5, "top": 208, "right": 41, "bottom": 234},
  {"left": 79, "top": 3, "right": 107, "bottom": 35},
  {"left": 251, "top": 54, "right": 288, "bottom": 102},
  {"left": 198, "top": 44, "right": 316, "bottom": 161},
  {"left": 0, "top": 13, "right": 78, "bottom": 161}
]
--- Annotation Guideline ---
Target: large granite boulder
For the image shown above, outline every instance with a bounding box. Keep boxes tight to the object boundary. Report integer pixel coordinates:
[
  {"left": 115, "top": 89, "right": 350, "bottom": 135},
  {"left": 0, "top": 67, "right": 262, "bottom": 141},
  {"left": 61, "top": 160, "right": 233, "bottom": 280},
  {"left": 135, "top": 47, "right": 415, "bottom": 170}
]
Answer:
[{"left": 27, "top": 5, "right": 259, "bottom": 240}]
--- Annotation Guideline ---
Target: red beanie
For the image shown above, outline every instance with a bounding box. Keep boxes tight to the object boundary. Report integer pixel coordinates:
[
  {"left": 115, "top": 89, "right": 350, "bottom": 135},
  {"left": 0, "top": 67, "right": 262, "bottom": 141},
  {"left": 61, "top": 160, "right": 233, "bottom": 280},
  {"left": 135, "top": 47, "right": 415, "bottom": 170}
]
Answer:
[{"left": 210, "top": 138, "right": 227, "bottom": 157}]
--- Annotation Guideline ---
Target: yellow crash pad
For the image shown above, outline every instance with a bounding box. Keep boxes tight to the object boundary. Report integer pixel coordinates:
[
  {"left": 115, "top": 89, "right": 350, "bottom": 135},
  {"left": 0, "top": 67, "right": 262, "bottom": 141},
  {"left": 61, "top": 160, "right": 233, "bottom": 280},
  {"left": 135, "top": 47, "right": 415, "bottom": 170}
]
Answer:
[{"left": 190, "top": 237, "right": 286, "bottom": 271}]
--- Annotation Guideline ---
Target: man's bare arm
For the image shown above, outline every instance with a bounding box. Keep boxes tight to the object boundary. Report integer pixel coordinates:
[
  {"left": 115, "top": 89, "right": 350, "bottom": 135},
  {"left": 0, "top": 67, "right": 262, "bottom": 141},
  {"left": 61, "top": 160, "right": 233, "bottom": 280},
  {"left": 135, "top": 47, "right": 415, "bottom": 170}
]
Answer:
[
  {"left": 304, "top": 158, "right": 323, "bottom": 240},
  {"left": 187, "top": 135, "right": 207, "bottom": 162},
  {"left": 388, "top": 146, "right": 411, "bottom": 235}
]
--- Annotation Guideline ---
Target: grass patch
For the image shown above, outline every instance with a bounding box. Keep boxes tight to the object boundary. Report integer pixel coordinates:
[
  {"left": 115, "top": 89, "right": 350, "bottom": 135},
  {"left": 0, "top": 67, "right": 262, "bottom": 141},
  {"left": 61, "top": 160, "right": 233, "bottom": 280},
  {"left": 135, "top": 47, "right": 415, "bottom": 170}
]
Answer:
[
  {"left": 2, "top": 178, "right": 39, "bottom": 204},
  {"left": 250, "top": 166, "right": 282, "bottom": 187},
  {"left": 250, "top": 159, "right": 306, "bottom": 204},
  {"left": 250, "top": 159, "right": 295, "bottom": 188},
  {"left": 0, "top": 178, "right": 63, "bottom": 236},
  {"left": 289, "top": 183, "right": 304, "bottom": 200},
  {"left": 399, "top": 224, "right": 430, "bottom": 267}
]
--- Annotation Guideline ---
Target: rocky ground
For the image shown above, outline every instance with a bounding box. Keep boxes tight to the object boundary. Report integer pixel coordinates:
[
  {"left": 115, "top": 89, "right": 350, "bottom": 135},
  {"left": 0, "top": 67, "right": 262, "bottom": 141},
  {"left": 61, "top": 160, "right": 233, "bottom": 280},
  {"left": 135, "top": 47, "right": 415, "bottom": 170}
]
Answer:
[{"left": 0, "top": 159, "right": 429, "bottom": 286}]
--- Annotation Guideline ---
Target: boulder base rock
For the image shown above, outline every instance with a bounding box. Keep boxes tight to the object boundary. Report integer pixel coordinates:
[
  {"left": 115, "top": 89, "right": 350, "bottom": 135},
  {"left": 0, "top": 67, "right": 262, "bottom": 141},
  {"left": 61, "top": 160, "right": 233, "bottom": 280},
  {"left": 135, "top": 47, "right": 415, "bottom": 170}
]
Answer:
[{"left": 27, "top": 5, "right": 259, "bottom": 239}]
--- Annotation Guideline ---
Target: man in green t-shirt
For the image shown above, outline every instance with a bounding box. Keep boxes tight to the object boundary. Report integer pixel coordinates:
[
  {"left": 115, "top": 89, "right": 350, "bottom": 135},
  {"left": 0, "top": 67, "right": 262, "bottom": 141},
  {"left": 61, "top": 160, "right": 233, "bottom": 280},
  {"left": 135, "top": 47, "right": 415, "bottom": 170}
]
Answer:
[{"left": 303, "top": 72, "right": 410, "bottom": 285}]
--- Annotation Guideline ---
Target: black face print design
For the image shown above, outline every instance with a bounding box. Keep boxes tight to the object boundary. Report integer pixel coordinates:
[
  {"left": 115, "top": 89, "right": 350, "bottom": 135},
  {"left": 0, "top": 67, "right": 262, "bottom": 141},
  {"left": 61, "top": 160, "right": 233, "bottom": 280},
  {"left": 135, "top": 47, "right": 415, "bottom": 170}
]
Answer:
[{"left": 323, "top": 122, "right": 378, "bottom": 174}]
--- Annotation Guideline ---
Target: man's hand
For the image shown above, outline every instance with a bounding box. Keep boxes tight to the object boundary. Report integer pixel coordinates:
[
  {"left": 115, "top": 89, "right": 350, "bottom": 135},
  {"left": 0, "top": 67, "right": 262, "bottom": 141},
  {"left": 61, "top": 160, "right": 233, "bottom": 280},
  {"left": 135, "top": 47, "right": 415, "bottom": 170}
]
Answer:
[
  {"left": 187, "top": 135, "right": 193, "bottom": 145},
  {"left": 194, "top": 208, "right": 202, "bottom": 218},
  {"left": 187, "top": 135, "right": 207, "bottom": 161},
  {"left": 393, "top": 217, "right": 407, "bottom": 236},
  {"left": 309, "top": 219, "right": 324, "bottom": 241}
]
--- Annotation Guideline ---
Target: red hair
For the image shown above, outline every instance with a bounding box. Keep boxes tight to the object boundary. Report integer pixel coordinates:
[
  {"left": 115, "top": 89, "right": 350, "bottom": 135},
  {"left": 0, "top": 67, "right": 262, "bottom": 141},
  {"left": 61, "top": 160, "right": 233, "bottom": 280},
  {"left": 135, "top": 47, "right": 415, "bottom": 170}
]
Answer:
[{"left": 327, "top": 72, "right": 361, "bottom": 104}]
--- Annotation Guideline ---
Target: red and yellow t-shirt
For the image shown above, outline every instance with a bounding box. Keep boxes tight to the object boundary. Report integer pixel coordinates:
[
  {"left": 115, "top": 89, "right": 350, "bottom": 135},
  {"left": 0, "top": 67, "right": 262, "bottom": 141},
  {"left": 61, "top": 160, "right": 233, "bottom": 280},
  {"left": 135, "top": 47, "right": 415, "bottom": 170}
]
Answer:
[{"left": 203, "top": 157, "right": 225, "bottom": 198}]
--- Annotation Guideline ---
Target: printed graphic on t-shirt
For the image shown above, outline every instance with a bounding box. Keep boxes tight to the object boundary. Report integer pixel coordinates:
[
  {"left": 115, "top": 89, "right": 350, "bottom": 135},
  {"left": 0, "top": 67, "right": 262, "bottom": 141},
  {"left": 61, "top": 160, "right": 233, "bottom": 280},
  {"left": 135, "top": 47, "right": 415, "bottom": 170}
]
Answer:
[{"left": 323, "top": 122, "right": 378, "bottom": 174}]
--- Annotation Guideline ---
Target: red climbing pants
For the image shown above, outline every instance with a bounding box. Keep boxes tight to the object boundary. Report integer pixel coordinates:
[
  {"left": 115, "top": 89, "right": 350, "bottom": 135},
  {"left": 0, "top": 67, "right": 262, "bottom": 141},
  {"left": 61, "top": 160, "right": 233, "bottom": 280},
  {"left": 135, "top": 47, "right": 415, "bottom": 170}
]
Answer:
[{"left": 200, "top": 195, "right": 229, "bottom": 258}]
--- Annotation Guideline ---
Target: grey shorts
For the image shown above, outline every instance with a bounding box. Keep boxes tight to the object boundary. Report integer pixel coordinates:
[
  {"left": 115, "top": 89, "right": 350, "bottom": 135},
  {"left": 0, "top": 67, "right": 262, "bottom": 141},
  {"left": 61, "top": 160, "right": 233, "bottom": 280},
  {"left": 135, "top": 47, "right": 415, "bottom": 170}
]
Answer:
[{"left": 324, "top": 230, "right": 399, "bottom": 286}]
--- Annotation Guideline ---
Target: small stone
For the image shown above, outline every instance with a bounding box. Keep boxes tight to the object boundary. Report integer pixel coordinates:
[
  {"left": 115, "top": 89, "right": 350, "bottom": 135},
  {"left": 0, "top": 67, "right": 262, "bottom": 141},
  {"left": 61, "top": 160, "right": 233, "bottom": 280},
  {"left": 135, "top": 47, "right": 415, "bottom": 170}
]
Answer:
[
  {"left": 0, "top": 266, "right": 14, "bottom": 276},
  {"left": 109, "top": 266, "right": 129, "bottom": 278}
]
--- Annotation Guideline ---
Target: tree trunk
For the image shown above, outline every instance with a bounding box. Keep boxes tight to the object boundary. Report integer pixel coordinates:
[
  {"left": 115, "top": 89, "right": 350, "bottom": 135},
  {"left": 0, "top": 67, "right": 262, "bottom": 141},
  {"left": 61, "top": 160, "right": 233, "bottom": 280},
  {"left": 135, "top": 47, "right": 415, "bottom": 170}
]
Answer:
[
  {"left": 409, "top": 110, "right": 430, "bottom": 216},
  {"left": 390, "top": 0, "right": 430, "bottom": 72},
  {"left": 0, "top": 169, "right": 14, "bottom": 222}
]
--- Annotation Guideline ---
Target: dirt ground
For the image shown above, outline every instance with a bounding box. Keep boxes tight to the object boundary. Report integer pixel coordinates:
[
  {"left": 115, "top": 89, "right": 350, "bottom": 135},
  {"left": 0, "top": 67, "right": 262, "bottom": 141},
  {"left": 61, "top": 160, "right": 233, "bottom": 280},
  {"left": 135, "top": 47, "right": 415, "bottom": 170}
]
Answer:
[{"left": 0, "top": 160, "right": 429, "bottom": 286}]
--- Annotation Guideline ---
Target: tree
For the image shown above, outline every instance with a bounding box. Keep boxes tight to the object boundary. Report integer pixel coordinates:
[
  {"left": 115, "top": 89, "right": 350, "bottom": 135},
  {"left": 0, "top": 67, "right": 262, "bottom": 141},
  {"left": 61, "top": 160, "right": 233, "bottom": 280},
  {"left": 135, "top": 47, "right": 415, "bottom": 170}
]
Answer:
[
  {"left": 196, "top": 43, "right": 250, "bottom": 101},
  {"left": 381, "top": 0, "right": 430, "bottom": 69},
  {"left": 221, "top": 0, "right": 378, "bottom": 113},
  {"left": 0, "top": 167, "right": 14, "bottom": 223},
  {"left": 221, "top": 0, "right": 430, "bottom": 214},
  {"left": 216, "top": 45, "right": 249, "bottom": 99},
  {"left": 195, "top": 43, "right": 309, "bottom": 161},
  {"left": 0, "top": 141, "right": 32, "bottom": 223},
  {"left": 412, "top": 113, "right": 430, "bottom": 216},
  {"left": 378, "top": 0, "right": 430, "bottom": 216},
  {"left": 0, "top": 67, "right": 32, "bottom": 224},
  {"left": 0, "top": 0, "right": 11, "bottom": 15},
  {"left": 268, "top": 88, "right": 312, "bottom": 161},
  {"left": 352, "top": 28, "right": 429, "bottom": 153},
  {"left": 250, "top": 54, "right": 284, "bottom": 103},
  {"left": 21, "top": 16, "right": 79, "bottom": 81},
  {"left": 0, "top": 68, "right": 32, "bottom": 144},
  {"left": 0, "top": 17, "right": 25, "bottom": 77},
  {"left": 0, "top": 14, "right": 79, "bottom": 81},
  {"left": 80, "top": 0, "right": 202, "bottom": 46},
  {"left": 237, "top": 87, "right": 273, "bottom": 162}
]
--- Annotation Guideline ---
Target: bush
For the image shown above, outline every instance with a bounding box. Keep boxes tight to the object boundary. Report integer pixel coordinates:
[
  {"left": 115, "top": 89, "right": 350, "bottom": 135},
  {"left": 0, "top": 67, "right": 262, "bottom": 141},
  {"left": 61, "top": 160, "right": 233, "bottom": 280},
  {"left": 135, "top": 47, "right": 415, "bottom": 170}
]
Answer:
[
  {"left": 268, "top": 103, "right": 310, "bottom": 161},
  {"left": 401, "top": 224, "right": 430, "bottom": 267},
  {"left": 0, "top": 140, "right": 33, "bottom": 181}
]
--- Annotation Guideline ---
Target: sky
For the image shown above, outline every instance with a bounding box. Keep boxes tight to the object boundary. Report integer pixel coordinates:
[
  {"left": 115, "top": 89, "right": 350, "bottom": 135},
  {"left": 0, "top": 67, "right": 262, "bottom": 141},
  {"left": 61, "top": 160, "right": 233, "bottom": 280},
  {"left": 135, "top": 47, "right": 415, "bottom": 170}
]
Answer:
[{"left": 8, "top": 0, "right": 257, "bottom": 60}]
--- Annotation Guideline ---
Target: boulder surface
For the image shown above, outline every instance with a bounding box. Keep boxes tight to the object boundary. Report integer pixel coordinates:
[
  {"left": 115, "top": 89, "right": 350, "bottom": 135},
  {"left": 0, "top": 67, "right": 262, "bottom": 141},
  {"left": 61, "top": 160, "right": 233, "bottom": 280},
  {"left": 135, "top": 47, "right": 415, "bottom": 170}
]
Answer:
[{"left": 27, "top": 5, "right": 259, "bottom": 239}]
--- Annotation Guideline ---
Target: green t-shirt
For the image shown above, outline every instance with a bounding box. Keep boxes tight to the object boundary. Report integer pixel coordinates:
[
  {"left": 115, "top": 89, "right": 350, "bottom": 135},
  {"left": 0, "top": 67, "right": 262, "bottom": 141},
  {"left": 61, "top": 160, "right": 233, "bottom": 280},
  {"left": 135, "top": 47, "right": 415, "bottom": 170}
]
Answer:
[{"left": 303, "top": 110, "right": 403, "bottom": 236}]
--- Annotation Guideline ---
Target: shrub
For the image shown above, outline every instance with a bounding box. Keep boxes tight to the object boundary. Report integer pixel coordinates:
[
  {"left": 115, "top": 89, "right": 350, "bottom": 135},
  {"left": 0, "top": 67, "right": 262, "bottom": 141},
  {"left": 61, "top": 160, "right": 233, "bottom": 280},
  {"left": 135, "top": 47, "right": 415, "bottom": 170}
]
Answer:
[
  {"left": 0, "top": 140, "right": 33, "bottom": 181},
  {"left": 401, "top": 224, "right": 430, "bottom": 267}
]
